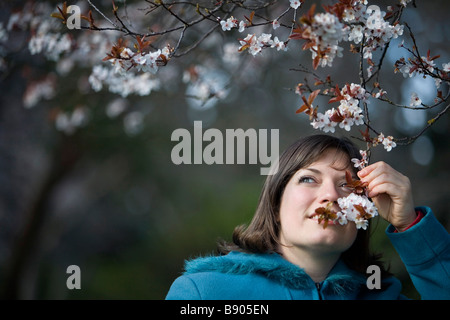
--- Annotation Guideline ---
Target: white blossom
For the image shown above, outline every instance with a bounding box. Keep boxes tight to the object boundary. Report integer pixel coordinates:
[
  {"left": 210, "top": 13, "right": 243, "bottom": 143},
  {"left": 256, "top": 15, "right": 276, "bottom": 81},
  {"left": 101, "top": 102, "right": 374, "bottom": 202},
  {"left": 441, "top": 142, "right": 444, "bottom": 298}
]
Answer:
[
  {"left": 290, "top": 0, "right": 302, "bottom": 9},
  {"left": 410, "top": 92, "right": 422, "bottom": 107},
  {"left": 443, "top": 62, "right": 450, "bottom": 72},
  {"left": 336, "top": 193, "right": 379, "bottom": 230},
  {"left": 55, "top": 107, "right": 89, "bottom": 135},
  {"left": 88, "top": 64, "right": 160, "bottom": 97}
]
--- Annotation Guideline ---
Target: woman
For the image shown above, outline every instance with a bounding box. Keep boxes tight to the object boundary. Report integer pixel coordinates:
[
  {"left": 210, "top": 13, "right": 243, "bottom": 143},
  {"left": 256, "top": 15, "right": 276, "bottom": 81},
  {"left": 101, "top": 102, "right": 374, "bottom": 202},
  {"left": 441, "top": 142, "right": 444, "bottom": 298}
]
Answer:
[{"left": 166, "top": 134, "right": 450, "bottom": 299}]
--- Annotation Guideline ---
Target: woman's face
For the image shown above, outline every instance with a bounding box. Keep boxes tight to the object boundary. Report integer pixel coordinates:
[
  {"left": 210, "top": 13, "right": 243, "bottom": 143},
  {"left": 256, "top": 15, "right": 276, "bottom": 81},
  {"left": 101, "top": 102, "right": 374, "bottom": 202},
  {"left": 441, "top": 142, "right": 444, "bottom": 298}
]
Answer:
[{"left": 278, "top": 149, "right": 358, "bottom": 255}]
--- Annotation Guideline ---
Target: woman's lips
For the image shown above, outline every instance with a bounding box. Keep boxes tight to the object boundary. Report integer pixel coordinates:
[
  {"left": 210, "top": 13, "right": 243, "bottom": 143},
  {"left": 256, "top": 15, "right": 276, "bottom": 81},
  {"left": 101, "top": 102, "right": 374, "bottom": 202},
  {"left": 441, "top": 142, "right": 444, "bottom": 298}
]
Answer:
[{"left": 310, "top": 214, "right": 338, "bottom": 225}]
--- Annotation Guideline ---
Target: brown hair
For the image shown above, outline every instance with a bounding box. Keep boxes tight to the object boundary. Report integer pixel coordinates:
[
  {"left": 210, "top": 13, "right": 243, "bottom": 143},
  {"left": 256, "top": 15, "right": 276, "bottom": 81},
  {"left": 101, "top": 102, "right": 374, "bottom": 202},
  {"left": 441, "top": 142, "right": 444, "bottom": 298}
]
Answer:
[{"left": 218, "top": 134, "right": 390, "bottom": 277}]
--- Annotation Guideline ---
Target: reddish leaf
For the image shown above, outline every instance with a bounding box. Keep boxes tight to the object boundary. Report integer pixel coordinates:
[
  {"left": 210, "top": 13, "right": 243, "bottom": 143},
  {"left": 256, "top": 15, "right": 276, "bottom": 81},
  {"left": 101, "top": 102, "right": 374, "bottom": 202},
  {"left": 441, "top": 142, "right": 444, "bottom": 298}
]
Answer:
[
  {"left": 135, "top": 35, "right": 153, "bottom": 53},
  {"left": 244, "top": 11, "right": 255, "bottom": 25},
  {"left": 313, "top": 202, "right": 338, "bottom": 229},
  {"left": 296, "top": 90, "right": 320, "bottom": 119},
  {"left": 328, "top": 84, "right": 345, "bottom": 104},
  {"left": 345, "top": 170, "right": 368, "bottom": 195},
  {"left": 312, "top": 55, "right": 320, "bottom": 70},
  {"left": 51, "top": 2, "right": 69, "bottom": 23},
  {"left": 359, "top": 126, "right": 371, "bottom": 142},
  {"left": 295, "top": 104, "right": 309, "bottom": 114},
  {"left": 330, "top": 108, "right": 344, "bottom": 123},
  {"left": 354, "top": 204, "right": 372, "bottom": 219}
]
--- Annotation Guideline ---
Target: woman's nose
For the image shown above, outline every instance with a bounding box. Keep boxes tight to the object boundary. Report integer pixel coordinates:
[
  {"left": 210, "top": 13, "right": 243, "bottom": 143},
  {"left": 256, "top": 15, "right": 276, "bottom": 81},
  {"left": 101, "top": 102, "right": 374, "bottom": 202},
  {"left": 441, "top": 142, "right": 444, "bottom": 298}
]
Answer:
[{"left": 319, "top": 181, "right": 340, "bottom": 204}]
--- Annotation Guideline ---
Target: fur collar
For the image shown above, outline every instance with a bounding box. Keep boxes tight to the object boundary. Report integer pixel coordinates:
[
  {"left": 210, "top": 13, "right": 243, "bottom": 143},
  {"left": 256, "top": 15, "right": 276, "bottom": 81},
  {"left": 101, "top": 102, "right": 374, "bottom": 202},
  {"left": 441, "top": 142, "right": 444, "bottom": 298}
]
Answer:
[{"left": 184, "top": 251, "right": 367, "bottom": 295}]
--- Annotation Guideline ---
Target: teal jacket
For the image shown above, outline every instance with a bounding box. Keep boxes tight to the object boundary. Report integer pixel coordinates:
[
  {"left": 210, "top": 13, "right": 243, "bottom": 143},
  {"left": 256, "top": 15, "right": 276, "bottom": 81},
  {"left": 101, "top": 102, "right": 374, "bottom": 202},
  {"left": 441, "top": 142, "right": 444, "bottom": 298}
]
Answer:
[{"left": 166, "top": 207, "right": 450, "bottom": 300}]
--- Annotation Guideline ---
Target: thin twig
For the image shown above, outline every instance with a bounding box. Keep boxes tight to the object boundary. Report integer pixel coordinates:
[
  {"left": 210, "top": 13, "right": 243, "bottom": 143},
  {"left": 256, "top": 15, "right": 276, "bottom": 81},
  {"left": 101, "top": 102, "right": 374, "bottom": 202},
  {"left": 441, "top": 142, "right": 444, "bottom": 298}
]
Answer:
[
  {"left": 396, "top": 103, "right": 450, "bottom": 145},
  {"left": 87, "top": 0, "right": 118, "bottom": 28}
]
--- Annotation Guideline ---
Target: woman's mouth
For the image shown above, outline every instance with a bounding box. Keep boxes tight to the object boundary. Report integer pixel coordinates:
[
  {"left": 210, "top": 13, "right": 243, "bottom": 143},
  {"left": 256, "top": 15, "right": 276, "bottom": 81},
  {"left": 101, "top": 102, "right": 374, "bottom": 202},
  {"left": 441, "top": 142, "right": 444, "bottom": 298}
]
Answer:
[{"left": 310, "top": 215, "right": 338, "bottom": 226}]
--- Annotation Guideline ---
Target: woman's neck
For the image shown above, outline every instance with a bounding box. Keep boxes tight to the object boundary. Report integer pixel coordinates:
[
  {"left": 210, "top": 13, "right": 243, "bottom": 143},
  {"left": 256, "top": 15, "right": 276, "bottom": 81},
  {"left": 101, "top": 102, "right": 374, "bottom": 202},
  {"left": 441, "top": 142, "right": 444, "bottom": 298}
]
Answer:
[{"left": 278, "top": 245, "right": 340, "bottom": 283}]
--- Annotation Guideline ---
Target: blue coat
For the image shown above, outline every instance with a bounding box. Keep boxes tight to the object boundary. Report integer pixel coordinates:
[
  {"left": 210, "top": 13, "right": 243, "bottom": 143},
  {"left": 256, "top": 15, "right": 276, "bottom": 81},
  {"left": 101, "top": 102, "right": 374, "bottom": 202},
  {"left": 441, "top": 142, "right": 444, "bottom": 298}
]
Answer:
[{"left": 166, "top": 207, "right": 450, "bottom": 300}]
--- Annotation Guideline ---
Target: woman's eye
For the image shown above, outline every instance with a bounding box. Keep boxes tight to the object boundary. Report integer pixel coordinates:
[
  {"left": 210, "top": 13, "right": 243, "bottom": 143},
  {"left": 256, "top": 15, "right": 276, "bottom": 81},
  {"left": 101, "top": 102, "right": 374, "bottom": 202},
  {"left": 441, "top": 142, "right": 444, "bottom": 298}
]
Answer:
[
  {"left": 340, "top": 182, "right": 352, "bottom": 191},
  {"left": 299, "top": 176, "right": 315, "bottom": 183}
]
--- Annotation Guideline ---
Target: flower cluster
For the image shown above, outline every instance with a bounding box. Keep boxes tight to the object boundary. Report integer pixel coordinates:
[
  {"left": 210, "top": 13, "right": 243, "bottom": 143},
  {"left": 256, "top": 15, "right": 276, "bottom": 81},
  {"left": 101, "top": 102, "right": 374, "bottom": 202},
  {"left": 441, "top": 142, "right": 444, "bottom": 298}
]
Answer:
[
  {"left": 337, "top": 193, "right": 379, "bottom": 230},
  {"left": 219, "top": 14, "right": 287, "bottom": 56},
  {"left": 220, "top": 16, "right": 246, "bottom": 32},
  {"left": 55, "top": 107, "right": 89, "bottom": 135},
  {"left": 310, "top": 83, "right": 367, "bottom": 133},
  {"left": 394, "top": 49, "right": 450, "bottom": 90},
  {"left": 314, "top": 193, "right": 379, "bottom": 230},
  {"left": 23, "top": 75, "right": 56, "bottom": 109},
  {"left": 238, "top": 33, "right": 287, "bottom": 56},
  {"left": 106, "top": 44, "right": 171, "bottom": 75},
  {"left": 375, "top": 133, "right": 397, "bottom": 152},
  {"left": 344, "top": 3, "right": 404, "bottom": 60},
  {"left": 351, "top": 150, "right": 369, "bottom": 170},
  {"left": 291, "top": 10, "right": 349, "bottom": 68},
  {"left": 89, "top": 65, "right": 160, "bottom": 98},
  {"left": 290, "top": 1, "right": 404, "bottom": 69},
  {"left": 28, "top": 23, "right": 73, "bottom": 61}
]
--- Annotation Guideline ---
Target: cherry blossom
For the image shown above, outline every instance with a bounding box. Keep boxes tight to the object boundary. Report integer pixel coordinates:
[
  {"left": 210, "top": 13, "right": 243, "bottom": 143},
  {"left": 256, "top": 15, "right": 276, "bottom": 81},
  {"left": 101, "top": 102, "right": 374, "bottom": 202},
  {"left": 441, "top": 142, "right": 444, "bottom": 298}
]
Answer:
[
  {"left": 373, "top": 133, "right": 397, "bottom": 152},
  {"left": 272, "top": 20, "right": 280, "bottom": 30},
  {"left": 308, "top": 83, "right": 367, "bottom": 134},
  {"left": 271, "top": 37, "right": 287, "bottom": 51},
  {"left": 29, "top": 30, "right": 72, "bottom": 61},
  {"left": 316, "top": 192, "right": 379, "bottom": 230},
  {"left": 23, "top": 75, "right": 56, "bottom": 109},
  {"left": 290, "top": 0, "right": 302, "bottom": 10},
  {"left": 443, "top": 63, "right": 450, "bottom": 72},
  {"left": 88, "top": 64, "right": 160, "bottom": 98},
  {"left": 410, "top": 92, "right": 422, "bottom": 107},
  {"left": 382, "top": 135, "right": 397, "bottom": 152},
  {"left": 336, "top": 193, "right": 379, "bottom": 230},
  {"left": 351, "top": 150, "right": 369, "bottom": 170},
  {"left": 220, "top": 17, "right": 238, "bottom": 31},
  {"left": 400, "top": 0, "right": 413, "bottom": 7},
  {"left": 421, "top": 55, "right": 436, "bottom": 73},
  {"left": 55, "top": 107, "right": 89, "bottom": 135},
  {"left": 238, "top": 33, "right": 285, "bottom": 56},
  {"left": 238, "top": 21, "right": 246, "bottom": 33}
]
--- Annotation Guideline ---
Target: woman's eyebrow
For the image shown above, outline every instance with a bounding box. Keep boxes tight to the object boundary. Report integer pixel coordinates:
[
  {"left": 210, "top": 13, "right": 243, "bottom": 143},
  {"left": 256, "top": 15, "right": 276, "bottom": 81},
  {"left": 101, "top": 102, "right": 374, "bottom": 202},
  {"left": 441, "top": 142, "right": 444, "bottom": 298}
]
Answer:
[
  {"left": 304, "top": 168, "right": 321, "bottom": 174},
  {"left": 303, "top": 167, "right": 352, "bottom": 180}
]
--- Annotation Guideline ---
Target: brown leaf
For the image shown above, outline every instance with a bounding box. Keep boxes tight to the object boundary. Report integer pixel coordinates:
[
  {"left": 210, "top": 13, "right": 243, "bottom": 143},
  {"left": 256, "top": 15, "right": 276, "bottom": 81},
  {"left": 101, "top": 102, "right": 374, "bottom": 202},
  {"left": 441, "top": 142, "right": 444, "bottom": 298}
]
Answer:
[
  {"left": 245, "top": 11, "right": 255, "bottom": 25},
  {"left": 359, "top": 126, "right": 371, "bottom": 142},
  {"left": 345, "top": 170, "right": 368, "bottom": 195},
  {"left": 313, "top": 202, "right": 337, "bottom": 229},
  {"left": 329, "top": 108, "right": 344, "bottom": 123},
  {"left": 354, "top": 205, "right": 372, "bottom": 220},
  {"left": 328, "top": 84, "right": 345, "bottom": 104},
  {"left": 50, "top": 2, "right": 69, "bottom": 23}
]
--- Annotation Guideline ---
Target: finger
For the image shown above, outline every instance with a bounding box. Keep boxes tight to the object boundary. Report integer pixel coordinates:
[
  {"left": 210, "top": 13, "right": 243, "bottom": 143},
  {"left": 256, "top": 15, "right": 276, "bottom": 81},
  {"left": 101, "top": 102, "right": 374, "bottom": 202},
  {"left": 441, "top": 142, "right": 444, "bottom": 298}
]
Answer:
[
  {"left": 357, "top": 162, "right": 378, "bottom": 178},
  {"left": 359, "top": 164, "right": 390, "bottom": 185},
  {"left": 358, "top": 161, "right": 394, "bottom": 180},
  {"left": 368, "top": 173, "right": 411, "bottom": 198},
  {"left": 367, "top": 180, "right": 404, "bottom": 198},
  {"left": 365, "top": 169, "right": 402, "bottom": 189}
]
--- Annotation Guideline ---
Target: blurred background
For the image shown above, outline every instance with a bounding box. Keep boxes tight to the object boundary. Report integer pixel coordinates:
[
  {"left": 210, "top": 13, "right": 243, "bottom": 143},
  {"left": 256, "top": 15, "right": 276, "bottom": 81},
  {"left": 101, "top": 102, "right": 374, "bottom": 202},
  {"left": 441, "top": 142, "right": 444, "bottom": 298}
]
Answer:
[{"left": 0, "top": 0, "right": 449, "bottom": 299}]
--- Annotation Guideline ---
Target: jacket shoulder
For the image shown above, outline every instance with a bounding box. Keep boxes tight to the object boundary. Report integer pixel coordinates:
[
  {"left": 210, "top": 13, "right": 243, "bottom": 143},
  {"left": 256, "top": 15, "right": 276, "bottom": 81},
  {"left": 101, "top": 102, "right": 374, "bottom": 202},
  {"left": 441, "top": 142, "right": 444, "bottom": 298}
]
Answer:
[{"left": 165, "top": 271, "right": 291, "bottom": 300}]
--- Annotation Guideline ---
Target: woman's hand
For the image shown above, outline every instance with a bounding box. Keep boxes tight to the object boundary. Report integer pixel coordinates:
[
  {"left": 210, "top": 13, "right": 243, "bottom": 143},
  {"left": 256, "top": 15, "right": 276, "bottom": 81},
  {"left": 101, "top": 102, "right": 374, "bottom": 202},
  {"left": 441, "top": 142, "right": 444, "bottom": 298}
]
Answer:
[{"left": 357, "top": 161, "right": 417, "bottom": 232}]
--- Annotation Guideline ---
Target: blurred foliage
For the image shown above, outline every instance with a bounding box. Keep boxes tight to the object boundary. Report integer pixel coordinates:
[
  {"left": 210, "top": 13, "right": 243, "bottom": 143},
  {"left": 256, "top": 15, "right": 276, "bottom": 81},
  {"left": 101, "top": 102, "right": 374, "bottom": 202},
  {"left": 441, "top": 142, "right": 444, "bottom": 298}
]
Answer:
[{"left": 0, "top": 0, "right": 449, "bottom": 300}]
